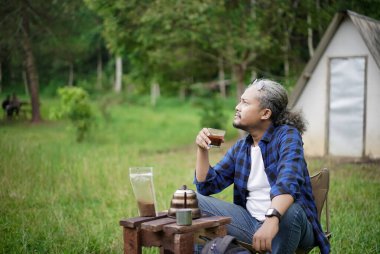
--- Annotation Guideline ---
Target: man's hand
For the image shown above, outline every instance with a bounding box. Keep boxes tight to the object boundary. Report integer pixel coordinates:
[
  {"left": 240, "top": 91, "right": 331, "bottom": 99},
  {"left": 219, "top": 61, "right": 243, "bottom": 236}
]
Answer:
[
  {"left": 252, "top": 217, "right": 279, "bottom": 253},
  {"left": 195, "top": 128, "right": 212, "bottom": 150},
  {"left": 195, "top": 128, "right": 213, "bottom": 182}
]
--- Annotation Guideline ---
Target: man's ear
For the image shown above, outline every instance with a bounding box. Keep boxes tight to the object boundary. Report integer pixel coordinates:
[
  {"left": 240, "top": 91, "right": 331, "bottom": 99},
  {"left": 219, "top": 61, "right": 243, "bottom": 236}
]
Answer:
[{"left": 261, "top": 108, "right": 272, "bottom": 120}]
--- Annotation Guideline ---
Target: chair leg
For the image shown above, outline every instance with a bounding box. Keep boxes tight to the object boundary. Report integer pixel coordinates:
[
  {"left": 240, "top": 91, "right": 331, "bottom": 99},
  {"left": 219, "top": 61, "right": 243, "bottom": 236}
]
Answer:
[{"left": 325, "top": 194, "right": 330, "bottom": 235}]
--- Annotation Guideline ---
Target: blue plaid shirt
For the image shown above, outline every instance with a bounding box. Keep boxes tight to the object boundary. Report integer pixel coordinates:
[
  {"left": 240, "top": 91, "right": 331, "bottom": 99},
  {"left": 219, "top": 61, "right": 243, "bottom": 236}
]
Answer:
[{"left": 194, "top": 124, "right": 330, "bottom": 254}]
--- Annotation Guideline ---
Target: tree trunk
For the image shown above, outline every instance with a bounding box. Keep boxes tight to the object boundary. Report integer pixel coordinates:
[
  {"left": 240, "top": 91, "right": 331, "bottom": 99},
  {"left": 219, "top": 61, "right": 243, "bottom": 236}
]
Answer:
[
  {"left": 233, "top": 64, "right": 246, "bottom": 102},
  {"left": 179, "top": 86, "right": 186, "bottom": 101},
  {"left": 307, "top": 14, "right": 314, "bottom": 58},
  {"left": 21, "top": 3, "right": 42, "bottom": 122},
  {"left": 218, "top": 57, "right": 226, "bottom": 99},
  {"left": 22, "top": 69, "right": 29, "bottom": 96},
  {"left": 0, "top": 60, "right": 2, "bottom": 94},
  {"left": 150, "top": 82, "right": 160, "bottom": 106},
  {"left": 68, "top": 62, "right": 74, "bottom": 86},
  {"left": 250, "top": 70, "right": 257, "bottom": 83},
  {"left": 96, "top": 48, "right": 102, "bottom": 90},
  {"left": 283, "top": 29, "right": 290, "bottom": 85},
  {"left": 316, "top": 0, "right": 322, "bottom": 37},
  {"left": 114, "top": 55, "right": 122, "bottom": 93}
]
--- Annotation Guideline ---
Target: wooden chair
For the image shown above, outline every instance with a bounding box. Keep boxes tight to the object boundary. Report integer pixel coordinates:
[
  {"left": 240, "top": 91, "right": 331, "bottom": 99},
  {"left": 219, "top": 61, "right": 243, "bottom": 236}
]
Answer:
[{"left": 239, "top": 168, "right": 331, "bottom": 254}]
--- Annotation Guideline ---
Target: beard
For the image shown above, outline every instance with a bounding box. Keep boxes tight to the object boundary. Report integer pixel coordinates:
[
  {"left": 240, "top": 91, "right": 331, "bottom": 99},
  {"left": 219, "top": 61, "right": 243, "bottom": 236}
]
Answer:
[{"left": 232, "top": 119, "right": 248, "bottom": 131}]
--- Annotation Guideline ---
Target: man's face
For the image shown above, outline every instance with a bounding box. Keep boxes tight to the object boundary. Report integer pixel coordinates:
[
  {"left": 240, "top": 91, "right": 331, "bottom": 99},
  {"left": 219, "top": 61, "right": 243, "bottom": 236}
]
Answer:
[{"left": 233, "top": 86, "right": 269, "bottom": 131}]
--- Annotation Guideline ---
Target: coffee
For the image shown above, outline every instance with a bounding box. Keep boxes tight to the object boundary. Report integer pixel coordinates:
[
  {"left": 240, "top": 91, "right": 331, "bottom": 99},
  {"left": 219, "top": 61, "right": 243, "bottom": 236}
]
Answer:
[
  {"left": 137, "top": 200, "right": 156, "bottom": 217},
  {"left": 129, "top": 167, "right": 157, "bottom": 217},
  {"left": 207, "top": 128, "right": 226, "bottom": 148},
  {"left": 209, "top": 135, "right": 223, "bottom": 147}
]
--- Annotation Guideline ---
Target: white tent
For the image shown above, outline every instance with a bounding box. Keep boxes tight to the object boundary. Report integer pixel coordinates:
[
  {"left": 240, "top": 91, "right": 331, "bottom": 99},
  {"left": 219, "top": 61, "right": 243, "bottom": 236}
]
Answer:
[{"left": 289, "top": 10, "right": 380, "bottom": 159}]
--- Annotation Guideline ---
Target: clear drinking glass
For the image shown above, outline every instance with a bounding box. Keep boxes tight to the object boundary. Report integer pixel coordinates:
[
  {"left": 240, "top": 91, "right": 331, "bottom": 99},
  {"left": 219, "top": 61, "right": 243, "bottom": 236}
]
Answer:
[
  {"left": 129, "top": 167, "right": 157, "bottom": 217},
  {"left": 208, "top": 128, "right": 226, "bottom": 148}
]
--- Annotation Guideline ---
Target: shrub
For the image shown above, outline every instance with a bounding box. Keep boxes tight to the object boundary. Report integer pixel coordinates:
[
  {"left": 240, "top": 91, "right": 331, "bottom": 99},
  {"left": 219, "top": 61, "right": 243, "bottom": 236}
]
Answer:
[
  {"left": 199, "top": 95, "right": 227, "bottom": 130},
  {"left": 53, "top": 87, "right": 94, "bottom": 142}
]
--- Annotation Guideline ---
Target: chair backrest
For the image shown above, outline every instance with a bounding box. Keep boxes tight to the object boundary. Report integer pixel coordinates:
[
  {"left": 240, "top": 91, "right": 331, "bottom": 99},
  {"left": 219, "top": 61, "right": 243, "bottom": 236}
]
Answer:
[{"left": 310, "top": 168, "right": 330, "bottom": 235}]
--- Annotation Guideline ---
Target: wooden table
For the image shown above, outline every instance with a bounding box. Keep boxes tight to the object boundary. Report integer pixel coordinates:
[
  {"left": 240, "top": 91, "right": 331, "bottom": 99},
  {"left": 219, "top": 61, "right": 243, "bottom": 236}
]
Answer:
[{"left": 119, "top": 213, "right": 231, "bottom": 254}]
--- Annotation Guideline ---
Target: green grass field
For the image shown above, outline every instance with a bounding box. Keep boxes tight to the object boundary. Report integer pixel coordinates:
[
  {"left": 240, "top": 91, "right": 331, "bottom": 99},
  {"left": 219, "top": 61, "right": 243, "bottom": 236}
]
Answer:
[{"left": 0, "top": 97, "right": 379, "bottom": 253}]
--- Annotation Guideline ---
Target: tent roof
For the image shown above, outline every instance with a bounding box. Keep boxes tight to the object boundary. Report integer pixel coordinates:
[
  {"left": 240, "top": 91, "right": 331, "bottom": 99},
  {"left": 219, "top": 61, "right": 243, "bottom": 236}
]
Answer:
[{"left": 289, "top": 10, "right": 380, "bottom": 108}]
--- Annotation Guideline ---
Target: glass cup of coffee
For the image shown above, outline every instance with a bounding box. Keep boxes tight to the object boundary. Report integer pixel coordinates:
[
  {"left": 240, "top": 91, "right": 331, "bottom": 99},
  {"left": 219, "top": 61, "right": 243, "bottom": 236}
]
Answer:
[
  {"left": 208, "top": 128, "right": 226, "bottom": 148},
  {"left": 129, "top": 167, "right": 157, "bottom": 217}
]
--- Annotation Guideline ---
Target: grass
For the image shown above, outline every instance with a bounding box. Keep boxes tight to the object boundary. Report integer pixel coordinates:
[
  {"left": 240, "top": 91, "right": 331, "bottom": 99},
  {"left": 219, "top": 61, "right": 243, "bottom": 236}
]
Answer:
[{"left": 0, "top": 96, "right": 379, "bottom": 253}]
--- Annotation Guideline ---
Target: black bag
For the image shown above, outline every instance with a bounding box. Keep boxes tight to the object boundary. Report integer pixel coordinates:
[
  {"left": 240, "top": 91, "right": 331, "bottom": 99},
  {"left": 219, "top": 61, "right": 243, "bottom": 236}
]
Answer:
[{"left": 200, "top": 235, "right": 251, "bottom": 254}]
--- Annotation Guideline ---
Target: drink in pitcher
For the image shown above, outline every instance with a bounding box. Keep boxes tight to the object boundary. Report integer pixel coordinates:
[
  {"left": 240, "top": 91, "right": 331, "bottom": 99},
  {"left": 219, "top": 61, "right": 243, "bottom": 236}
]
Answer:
[{"left": 129, "top": 167, "right": 157, "bottom": 217}]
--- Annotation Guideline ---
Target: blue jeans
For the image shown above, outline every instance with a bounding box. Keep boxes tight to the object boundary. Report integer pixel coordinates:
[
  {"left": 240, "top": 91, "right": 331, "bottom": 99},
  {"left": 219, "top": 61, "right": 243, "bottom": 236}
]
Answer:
[{"left": 196, "top": 193, "right": 315, "bottom": 254}]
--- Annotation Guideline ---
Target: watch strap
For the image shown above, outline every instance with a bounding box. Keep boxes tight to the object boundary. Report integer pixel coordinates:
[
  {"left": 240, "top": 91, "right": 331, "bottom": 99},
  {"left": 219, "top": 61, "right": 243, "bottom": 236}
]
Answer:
[{"left": 265, "top": 208, "right": 281, "bottom": 222}]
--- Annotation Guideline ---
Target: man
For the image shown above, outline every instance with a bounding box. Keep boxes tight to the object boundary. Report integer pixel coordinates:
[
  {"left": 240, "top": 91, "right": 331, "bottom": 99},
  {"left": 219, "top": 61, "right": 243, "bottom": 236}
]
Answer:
[
  {"left": 2, "top": 95, "right": 11, "bottom": 119},
  {"left": 194, "top": 79, "right": 330, "bottom": 254}
]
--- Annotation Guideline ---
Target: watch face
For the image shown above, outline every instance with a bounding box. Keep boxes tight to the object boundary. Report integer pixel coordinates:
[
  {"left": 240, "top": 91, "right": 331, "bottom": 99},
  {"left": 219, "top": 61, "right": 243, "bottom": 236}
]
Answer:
[{"left": 266, "top": 208, "right": 274, "bottom": 216}]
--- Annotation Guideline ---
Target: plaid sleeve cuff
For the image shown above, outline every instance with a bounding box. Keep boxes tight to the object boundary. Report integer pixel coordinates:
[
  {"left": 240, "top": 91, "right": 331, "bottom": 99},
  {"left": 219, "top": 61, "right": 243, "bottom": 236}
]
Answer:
[
  {"left": 270, "top": 182, "right": 300, "bottom": 201},
  {"left": 193, "top": 166, "right": 216, "bottom": 195}
]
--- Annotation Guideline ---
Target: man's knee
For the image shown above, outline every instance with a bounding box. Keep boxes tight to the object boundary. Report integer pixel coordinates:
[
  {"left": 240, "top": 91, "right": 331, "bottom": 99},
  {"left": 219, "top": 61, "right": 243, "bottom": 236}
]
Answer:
[{"left": 281, "top": 203, "right": 305, "bottom": 228}]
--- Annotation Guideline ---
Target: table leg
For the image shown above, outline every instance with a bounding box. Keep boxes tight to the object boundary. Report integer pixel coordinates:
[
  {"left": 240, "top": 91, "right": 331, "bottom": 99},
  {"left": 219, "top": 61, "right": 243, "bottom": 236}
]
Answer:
[
  {"left": 123, "top": 227, "right": 142, "bottom": 254},
  {"left": 172, "top": 232, "right": 194, "bottom": 254}
]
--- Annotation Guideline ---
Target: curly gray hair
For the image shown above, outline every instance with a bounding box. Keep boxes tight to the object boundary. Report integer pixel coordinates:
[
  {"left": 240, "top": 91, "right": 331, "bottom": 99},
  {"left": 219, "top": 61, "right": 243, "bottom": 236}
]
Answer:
[{"left": 249, "top": 79, "right": 307, "bottom": 134}]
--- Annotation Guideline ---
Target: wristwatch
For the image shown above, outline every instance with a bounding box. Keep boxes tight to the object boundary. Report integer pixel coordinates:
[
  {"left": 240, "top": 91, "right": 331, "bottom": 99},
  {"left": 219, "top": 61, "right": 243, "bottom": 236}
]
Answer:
[{"left": 265, "top": 208, "right": 282, "bottom": 222}]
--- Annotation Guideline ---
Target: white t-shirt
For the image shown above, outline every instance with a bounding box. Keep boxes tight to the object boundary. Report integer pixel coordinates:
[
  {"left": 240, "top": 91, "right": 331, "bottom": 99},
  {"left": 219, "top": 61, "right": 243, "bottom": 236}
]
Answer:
[{"left": 246, "top": 145, "right": 271, "bottom": 221}]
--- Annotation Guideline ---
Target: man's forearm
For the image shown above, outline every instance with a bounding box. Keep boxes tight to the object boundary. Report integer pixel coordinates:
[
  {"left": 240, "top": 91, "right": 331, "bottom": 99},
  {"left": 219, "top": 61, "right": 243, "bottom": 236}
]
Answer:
[
  {"left": 196, "top": 147, "right": 210, "bottom": 182},
  {"left": 270, "top": 194, "right": 294, "bottom": 217}
]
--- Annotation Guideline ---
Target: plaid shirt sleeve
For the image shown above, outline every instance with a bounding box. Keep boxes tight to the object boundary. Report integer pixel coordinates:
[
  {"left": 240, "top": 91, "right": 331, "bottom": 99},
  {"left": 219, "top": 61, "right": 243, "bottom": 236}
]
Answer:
[
  {"left": 194, "top": 143, "right": 238, "bottom": 196},
  {"left": 269, "top": 127, "right": 307, "bottom": 200}
]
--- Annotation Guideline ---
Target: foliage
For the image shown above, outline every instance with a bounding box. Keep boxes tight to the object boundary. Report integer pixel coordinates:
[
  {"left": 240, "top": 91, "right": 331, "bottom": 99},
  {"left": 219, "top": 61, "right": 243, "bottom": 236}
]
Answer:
[
  {"left": 198, "top": 95, "right": 228, "bottom": 130},
  {"left": 84, "top": 0, "right": 138, "bottom": 56},
  {"left": 53, "top": 87, "right": 94, "bottom": 142},
  {"left": 2, "top": 0, "right": 380, "bottom": 98},
  {"left": 38, "top": 2, "right": 102, "bottom": 86},
  {"left": 132, "top": 0, "right": 270, "bottom": 95},
  {"left": 0, "top": 0, "right": 105, "bottom": 90}
]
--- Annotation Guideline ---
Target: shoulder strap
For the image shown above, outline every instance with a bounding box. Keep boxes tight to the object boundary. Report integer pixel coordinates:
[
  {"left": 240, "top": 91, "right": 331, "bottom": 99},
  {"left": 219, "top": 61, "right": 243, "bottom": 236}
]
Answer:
[{"left": 217, "top": 235, "right": 236, "bottom": 253}]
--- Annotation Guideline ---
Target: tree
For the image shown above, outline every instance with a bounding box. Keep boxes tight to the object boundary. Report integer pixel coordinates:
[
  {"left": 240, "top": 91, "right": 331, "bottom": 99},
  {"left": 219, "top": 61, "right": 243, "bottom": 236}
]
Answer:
[
  {"left": 39, "top": 2, "right": 100, "bottom": 88},
  {"left": 0, "top": 0, "right": 101, "bottom": 121},
  {"left": 21, "top": 1, "right": 42, "bottom": 122},
  {"left": 0, "top": 0, "right": 46, "bottom": 122},
  {"left": 84, "top": 0, "right": 148, "bottom": 93},
  {"left": 132, "top": 0, "right": 274, "bottom": 100}
]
